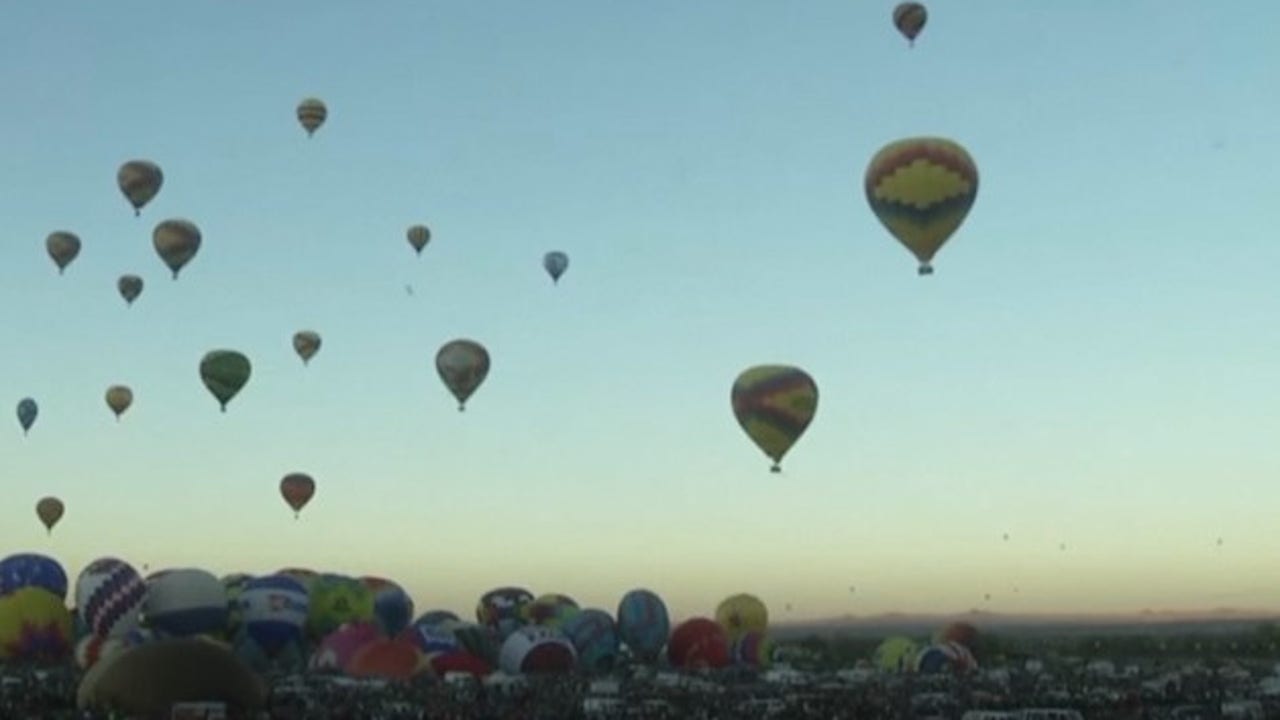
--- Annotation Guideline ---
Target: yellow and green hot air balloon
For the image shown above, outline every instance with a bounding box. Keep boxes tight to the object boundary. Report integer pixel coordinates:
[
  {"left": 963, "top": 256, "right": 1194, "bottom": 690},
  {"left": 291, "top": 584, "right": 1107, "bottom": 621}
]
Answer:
[
  {"left": 199, "top": 350, "right": 251, "bottom": 412},
  {"left": 865, "top": 137, "right": 978, "bottom": 275},
  {"left": 731, "top": 365, "right": 818, "bottom": 473}
]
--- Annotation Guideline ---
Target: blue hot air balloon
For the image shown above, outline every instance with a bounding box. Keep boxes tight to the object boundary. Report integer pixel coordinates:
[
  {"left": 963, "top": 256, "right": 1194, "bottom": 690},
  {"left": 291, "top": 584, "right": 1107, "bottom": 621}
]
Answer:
[
  {"left": 616, "top": 589, "right": 669, "bottom": 662},
  {"left": 0, "top": 553, "right": 68, "bottom": 600}
]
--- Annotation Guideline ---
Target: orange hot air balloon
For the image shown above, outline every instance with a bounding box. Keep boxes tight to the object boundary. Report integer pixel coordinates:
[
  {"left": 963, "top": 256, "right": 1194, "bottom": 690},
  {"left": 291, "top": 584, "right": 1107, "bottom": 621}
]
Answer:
[
  {"left": 893, "top": 2, "right": 927, "bottom": 46},
  {"left": 280, "top": 474, "right": 315, "bottom": 519},
  {"left": 36, "top": 497, "right": 64, "bottom": 535}
]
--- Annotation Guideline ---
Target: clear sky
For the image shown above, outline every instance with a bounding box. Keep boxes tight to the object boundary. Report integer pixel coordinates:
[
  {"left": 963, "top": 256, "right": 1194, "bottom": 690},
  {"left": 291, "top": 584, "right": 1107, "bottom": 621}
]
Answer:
[{"left": 1, "top": 1, "right": 1278, "bottom": 624}]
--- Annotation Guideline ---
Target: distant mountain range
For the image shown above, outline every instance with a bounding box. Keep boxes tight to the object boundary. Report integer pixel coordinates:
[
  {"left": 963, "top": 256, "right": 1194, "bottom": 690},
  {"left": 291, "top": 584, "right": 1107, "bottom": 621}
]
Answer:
[{"left": 771, "top": 608, "right": 1280, "bottom": 638}]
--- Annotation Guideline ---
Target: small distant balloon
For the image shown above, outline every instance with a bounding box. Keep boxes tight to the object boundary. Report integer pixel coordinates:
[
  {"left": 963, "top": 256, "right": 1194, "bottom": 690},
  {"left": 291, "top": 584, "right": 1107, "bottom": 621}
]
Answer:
[
  {"left": 36, "top": 497, "right": 64, "bottom": 535},
  {"left": 116, "top": 160, "right": 163, "bottom": 216},
  {"left": 1002, "top": 533, "right": 1009, "bottom": 542},
  {"left": 17, "top": 398, "right": 37, "bottom": 435},
  {"left": 436, "top": 340, "right": 490, "bottom": 412},
  {"left": 117, "top": 275, "right": 144, "bottom": 306},
  {"left": 292, "top": 331, "right": 321, "bottom": 366},
  {"left": 893, "top": 2, "right": 928, "bottom": 46},
  {"left": 543, "top": 251, "right": 569, "bottom": 284},
  {"left": 199, "top": 350, "right": 251, "bottom": 412},
  {"left": 152, "top": 219, "right": 201, "bottom": 279},
  {"left": 105, "top": 386, "right": 133, "bottom": 420},
  {"left": 280, "top": 473, "right": 316, "bottom": 519},
  {"left": 46, "top": 232, "right": 81, "bottom": 275},
  {"left": 297, "top": 98, "right": 327, "bottom": 137},
  {"left": 407, "top": 225, "right": 430, "bottom": 255}
]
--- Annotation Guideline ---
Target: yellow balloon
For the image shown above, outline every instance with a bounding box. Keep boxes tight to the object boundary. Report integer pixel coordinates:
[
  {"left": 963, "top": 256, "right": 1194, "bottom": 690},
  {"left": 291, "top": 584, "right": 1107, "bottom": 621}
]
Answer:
[
  {"left": 714, "top": 593, "right": 768, "bottom": 640},
  {"left": 865, "top": 137, "right": 978, "bottom": 275},
  {"left": 0, "top": 587, "right": 73, "bottom": 661}
]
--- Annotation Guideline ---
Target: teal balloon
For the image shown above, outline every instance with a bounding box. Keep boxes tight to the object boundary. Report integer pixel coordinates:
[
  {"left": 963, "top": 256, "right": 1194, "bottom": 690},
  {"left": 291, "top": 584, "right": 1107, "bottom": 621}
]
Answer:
[{"left": 16, "top": 398, "right": 37, "bottom": 435}]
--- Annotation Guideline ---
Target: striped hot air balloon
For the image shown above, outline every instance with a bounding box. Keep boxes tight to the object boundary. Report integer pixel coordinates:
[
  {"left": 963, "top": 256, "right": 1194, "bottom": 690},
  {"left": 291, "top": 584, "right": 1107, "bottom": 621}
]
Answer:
[
  {"left": 731, "top": 366, "right": 818, "bottom": 473},
  {"left": 865, "top": 137, "right": 978, "bottom": 275},
  {"left": 297, "top": 98, "right": 327, "bottom": 137}
]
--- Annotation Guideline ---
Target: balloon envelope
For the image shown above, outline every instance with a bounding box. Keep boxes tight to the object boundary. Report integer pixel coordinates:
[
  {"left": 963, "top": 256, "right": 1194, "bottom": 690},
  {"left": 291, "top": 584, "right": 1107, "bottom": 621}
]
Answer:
[
  {"left": 407, "top": 225, "right": 430, "bottom": 254},
  {"left": 279, "top": 473, "right": 315, "bottom": 517},
  {"left": 667, "top": 618, "right": 730, "bottom": 670},
  {"left": 75, "top": 558, "right": 148, "bottom": 638},
  {"left": 117, "top": 275, "right": 144, "bottom": 306},
  {"left": 105, "top": 386, "right": 133, "bottom": 419},
  {"left": 543, "top": 251, "right": 569, "bottom": 283},
  {"left": 35, "top": 497, "right": 64, "bottom": 533},
  {"left": 715, "top": 593, "right": 769, "bottom": 640},
  {"left": 616, "top": 589, "right": 669, "bottom": 662},
  {"left": 238, "top": 575, "right": 308, "bottom": 657},
  {"left": 865, "top": 137, "right": 978, "bottom": 275},
  {"left": 142, "top": 569, "right": 228, "bottom": 638},
  {"left": 46, "top": 232, "right": 81, "bottom": 274},
  {"left": 17, "top": 397, "right": 38, "bottom": 434},
  {"left": 117, "top": 160, "right": 163, "bottom": 216},
  {"left": 498, "top": 626, "right": 577, "bottom": 675},
  {"left": 152, "top": 219, "right": 201, "bottom": 279},
  {"left": 436, "top": 340, "right": 490, "bottom": 411},
  {"left": 0, "top": 587, "right": 73, "bottom": 662},
  {"left": 297, "top": 97, "right": 327, "bottom": 136},
  {"left": 0, "top": 553, "right": 68, "bottom": 599},
  {"left": 200, "top": 350, "right": 251, "bottom": 412},
  {"left": 731, "top": 366, "right": 818, "bottom": 472},
  {"left": 560, "top": 609, "right": 619, "bottom": 673},
  {"left": 292, "top": 331, "right": 321, "bottom": 365},
  {"left": 893, "top": 2, "right": 928, "bottom": 44}
]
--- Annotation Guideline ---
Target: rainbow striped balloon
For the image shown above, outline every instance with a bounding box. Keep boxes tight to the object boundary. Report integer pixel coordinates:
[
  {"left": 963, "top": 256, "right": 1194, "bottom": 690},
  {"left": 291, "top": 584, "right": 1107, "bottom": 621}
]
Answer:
[{"left": 731, "top": 365, "right": 818, "bottom": 473}]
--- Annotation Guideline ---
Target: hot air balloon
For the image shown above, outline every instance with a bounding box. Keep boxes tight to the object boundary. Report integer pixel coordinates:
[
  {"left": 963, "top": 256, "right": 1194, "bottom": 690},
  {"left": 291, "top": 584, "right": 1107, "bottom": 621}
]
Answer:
[
  {"left": 199, "top": 350, "right": 251, "bottom": 412},
  {"left": 46, "top": 232, "right": 81, "bottom": 274},
  {"left": 297, "top": 98, "right": 327, "bottom": 137},
  {"left": 436, "top": 340, "right": 490, "bottom": 412},
  {"left": 141, "top": 569, "right": 228, "bottom": 638},
  {"left": 616, "top": 589, "right": 669, "bottom": 663},
  {"left": 543, "top": 251, "right": 569, "bottom": 284},
  {"left": 731, "top": 365, "right": 818, "bottom": 472},
  {"left": 476, "top": 587, "right": 533, "bottom": 641},
  {"left": 280, "top": 473, "right": 315, "bottom": 519},
  {"left": 407, "top": 225, "right": 430, "bottom": 255},
  {"left": 238, "top": 575, "right": 308, "bottom": 657},
  {"left": 0, "top": 553, "right": 68, "bottom": 599},
  {"left": 105, "top": 385, "right": 133, "bottom": 421},
  {"left": 0, "top": 587, "right": 73, "bottom": 662},
  {"left": 17, "top": 398, "right": 37, "bottom": 435},
  {"left": 117, "top": 275, "right": 144, "bottom": 306},
  {"left": 152, "top": 219, "right": 201, "bottom": 279},
  {"left": 865, "top": 137, "right": 978, "bottom": 275},
  {"left": 667, "top": 618, "right": 730, "bottom": 670},
  {"left": 893, "top": 2, "right": 928, "bottom": 46},
  {"left": 292, "top": 331, "right": 321, "bottom": 366},
  {"left": 117, "top": 160, "right": 163, "bottom": 216},
  {"left": 498, "top": 626, "right": 577, "bottom": 675},
  {"left": 36, "top": 497, "right": 64, "bottom": 535},
  {"left": 715, "top": 593, "right": 769, "bottom": 640}
]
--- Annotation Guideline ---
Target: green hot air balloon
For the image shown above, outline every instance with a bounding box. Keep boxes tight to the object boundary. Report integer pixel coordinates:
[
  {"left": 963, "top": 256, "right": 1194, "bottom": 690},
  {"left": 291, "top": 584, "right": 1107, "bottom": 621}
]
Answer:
[
  {"left": 117, "top": 160, "right": 163, "bottom": 216},
  {"left": 46, "top": 232, "right": 81, "bottom": 275},
  {"left": 199, "top": 350, "right": 251, "bottom": 412},
  {"left": 153, "top": 219, "right": 202, "bottom": 279}
]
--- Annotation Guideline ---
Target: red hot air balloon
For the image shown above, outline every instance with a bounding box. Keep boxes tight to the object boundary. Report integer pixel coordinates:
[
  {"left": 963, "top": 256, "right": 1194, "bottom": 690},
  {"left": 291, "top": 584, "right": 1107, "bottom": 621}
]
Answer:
[{"left": 279, "top": 474, "right": 315, "bottom": 519}]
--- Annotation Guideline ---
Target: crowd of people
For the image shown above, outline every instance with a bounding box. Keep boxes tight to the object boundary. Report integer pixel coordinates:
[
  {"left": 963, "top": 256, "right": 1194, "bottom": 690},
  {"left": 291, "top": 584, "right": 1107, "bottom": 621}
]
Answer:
[{"left": 5, "top": 654, "right": 1280, "bottom": 720}]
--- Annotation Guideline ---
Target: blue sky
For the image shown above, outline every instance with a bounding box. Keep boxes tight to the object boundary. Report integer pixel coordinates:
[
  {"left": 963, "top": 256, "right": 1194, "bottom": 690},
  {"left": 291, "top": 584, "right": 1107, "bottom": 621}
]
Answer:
[{"left": 1, "top": 1, "right": 1279, "bottom": 622}]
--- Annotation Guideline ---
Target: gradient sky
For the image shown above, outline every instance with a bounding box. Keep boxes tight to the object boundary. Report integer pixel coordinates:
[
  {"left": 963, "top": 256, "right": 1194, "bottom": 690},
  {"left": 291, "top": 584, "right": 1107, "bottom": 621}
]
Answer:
[{"left": 2, "top": 1, "right": 1279, "bottom": 624}]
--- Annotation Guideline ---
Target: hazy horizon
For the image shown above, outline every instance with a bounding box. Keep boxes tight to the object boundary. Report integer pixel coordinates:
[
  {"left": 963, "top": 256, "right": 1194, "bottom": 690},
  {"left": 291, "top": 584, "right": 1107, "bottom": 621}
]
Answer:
[{"left": 2, "top": 1, "right": 1279, "bottom": 623}]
